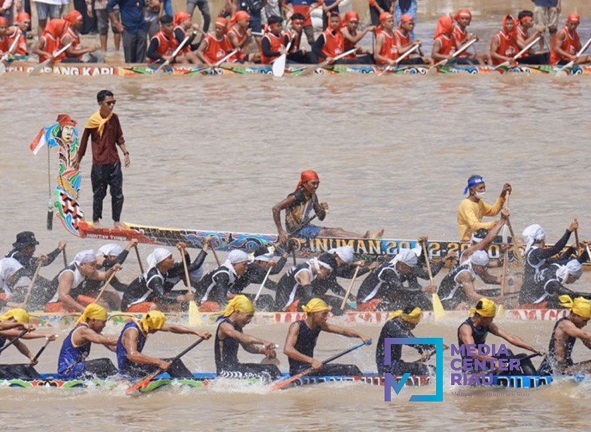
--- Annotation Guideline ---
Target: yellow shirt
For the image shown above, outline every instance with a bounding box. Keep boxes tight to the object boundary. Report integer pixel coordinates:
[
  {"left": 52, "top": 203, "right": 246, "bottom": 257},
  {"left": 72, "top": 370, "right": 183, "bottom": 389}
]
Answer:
[{"left": 457, "top": 197, "right": 504, "bottom": 241}]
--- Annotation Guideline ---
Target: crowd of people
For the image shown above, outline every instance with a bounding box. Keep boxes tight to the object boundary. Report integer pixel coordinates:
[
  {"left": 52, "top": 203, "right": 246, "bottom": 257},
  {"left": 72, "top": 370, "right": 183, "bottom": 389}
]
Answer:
[{"left": 0, "top": 0, "right": 588, "bottom": 67}]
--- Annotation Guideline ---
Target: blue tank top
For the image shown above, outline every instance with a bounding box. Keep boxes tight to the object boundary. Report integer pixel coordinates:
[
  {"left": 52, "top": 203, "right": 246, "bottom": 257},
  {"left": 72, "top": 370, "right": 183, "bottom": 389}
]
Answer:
[
  {"left": 214, "top": 317, "right": 242, "bottom": 373},
  {"left": 117, "top": 321, "right": 147, "bottom": 375},
  {"left": 289, "top": 320, "right": 321, "bottom": 375},
  {"left": 457, "top": 318, "right": 489, "bottom": 358},
  {"left": 58, "top": 324, "right": 91, "bottom": 378}
]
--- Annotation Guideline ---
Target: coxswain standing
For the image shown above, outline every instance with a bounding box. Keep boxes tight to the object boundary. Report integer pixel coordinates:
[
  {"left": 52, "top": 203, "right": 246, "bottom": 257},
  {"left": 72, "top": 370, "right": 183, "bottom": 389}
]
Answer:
[
  {"left": 283, "top": 298, "right": 371, "bottom": 376},
  {"left": 215, "top": 295, "right": 282, "bottom": 381},
  {"left": 57, "top": 303, "right": 118, "bottom": 379},
  {"left": 538, "top": 296, "right": 591, "bottom": 375},
  {"left": 117, "top": 310, "right": 211, "bottom": 378}
]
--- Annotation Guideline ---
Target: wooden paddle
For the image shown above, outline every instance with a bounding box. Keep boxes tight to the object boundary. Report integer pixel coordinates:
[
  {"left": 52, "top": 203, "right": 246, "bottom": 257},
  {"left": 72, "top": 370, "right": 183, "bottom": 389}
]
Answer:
[
  {"left": 254, "top": 266, "right": 273, "bottom": 305},
  {"left": 154, "top": 35, "right": 191, "bottom": 74},
  {"left": 180, "top": 248, "right": 201, "bottom": 325},
  {"left": 211, "top": 49, "right": 239, "bottom": 70},
  {"left": 493, "top": 36, "right": 541, "bottom": 71},
  {"left": 28, "top": 42, "right": 73, "bottom": 76},
  {"left": 272, "top": 41, "right": 292, "bottom": 78},
  {"left": 270, "top": 340, "right": 370, "bottom": 391},
  {"left": 0, "top": 36, "right": 21, "bottom": 74},
  {"left": 125, "top": 337, "right": 205, "bottom": 395},
  {"left": 21, "top": 259, "right": 44, "bottom": 308},
  {"left": 426, "top": 38, "right": 478, "bottom": 74},
  {"left": 78, "top": 270, "right": 119, "bottom": 323},
  {"left": 299, "top": 48, "right": 358, "bottom": 77},
  {"left": 31, "top": 335, "right": 56, "bottom": 363},
  {"left": 134, "top": 245, "right": 145, "bottom": 274},
  {"left": 422, "top": 240, "right": 444, "bottom": 319},
  {"left": 340, "top": 266, "right": 360, "bottom": 310},
  {"left": 574, "top": 229, "right": 580, "bottom": 257},
  {"left": 378, "top": 43, "right": 421, "bottom": 76},
  {"left": 497, "top": 245, "right": 509, "bottom": 319},
  {"left": 62, "top": 247, "right": 68, "bottom": 267},
  {"left": 556, "top": 36, "right": 591, "bottom": 76},
  {"left": 0, "top": 328, "right": 29, "bottom": 355}
]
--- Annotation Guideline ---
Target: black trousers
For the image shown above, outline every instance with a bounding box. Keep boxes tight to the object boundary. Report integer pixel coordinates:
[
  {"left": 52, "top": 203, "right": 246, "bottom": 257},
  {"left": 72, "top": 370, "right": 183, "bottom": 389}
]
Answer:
[
  {"left": 91, "top": 162, "right": 124, "bottom": 222},
  {"left": 73, "top": 0, "right": 97, "bottom": 34}
]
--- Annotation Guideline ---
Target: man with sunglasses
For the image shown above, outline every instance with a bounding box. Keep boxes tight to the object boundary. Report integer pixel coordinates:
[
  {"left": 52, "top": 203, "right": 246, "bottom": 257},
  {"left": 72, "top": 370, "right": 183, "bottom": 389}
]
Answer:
[{"left": 74, "top": 90, "right": 130, "bottom": 230}]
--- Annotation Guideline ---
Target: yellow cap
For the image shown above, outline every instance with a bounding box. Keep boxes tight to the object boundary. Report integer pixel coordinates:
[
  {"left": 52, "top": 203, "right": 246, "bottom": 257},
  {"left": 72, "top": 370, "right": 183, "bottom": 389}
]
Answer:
[
  {"left": 390, "top": 307, "right": 422, "bottom": 324},
  {"left": 141, "top": 311, "right": 166, "bottom": 332},
  {"left": 469, "top": 298, "right": 496, "bottom": 318},
  {"left": 559, "top": 295, "right": 591, "bottom": 319},
  {"left": 80, "top": 303, "right": 108, "bottom": 322},
  {"left": 0, "top": 308, "right": 30, "bottom": 324},
  {"left": 302, "top": 298, "right": 330, "bottom": 314},
  {"left": 222, "top": 295, "right": 255, "bottom": 317}
]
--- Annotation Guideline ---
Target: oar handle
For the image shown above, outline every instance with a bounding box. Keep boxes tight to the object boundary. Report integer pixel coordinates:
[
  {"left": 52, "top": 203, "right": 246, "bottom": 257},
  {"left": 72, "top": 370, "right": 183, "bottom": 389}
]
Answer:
[
  {"left": 180, "top": 248, "right": 192, "bottom": 288},
  {"left": 89, "top": 269, "right": 119, "bottom": 317},
  {"left": 513, "top": 36, "right": 541, "bottom": 61},
  {"left": 340, "top": 265, "right": 361, "bottom": 310},
  {"left": 254, "top": 266, "right": 273, "bottom": 304},
  {"left": 23, "top": 259, "right": 44, "bottom": 307},
  {"left": 0, "top": 328, "right": 29, "bottom": 355},
  {"left": 32, "top": 336, "right": 55, "bottom": 362},
  {"left": 574, "top": 229, "right": 580, "bottom": 256},
  {"left": 422, "top": 240, "right": 434, "bottom": 285},
  {"left": 134, "top": 245, "right": 145, "bottom": 274},
  {"left": 62, "top": 248, "right": 68, "bottom": 267},
  {"left": 213, "top": 49, "right": 238, "bottom": 67}
]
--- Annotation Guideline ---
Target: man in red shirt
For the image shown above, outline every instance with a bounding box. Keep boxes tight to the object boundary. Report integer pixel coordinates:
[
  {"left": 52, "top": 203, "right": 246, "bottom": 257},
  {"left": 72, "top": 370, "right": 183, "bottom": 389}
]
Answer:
[
  {"left": 73, "top": 90, "right": 130, "bottom": 230},
  {"left": 551, "top": 13, "right": 591, "bottom": 65}
]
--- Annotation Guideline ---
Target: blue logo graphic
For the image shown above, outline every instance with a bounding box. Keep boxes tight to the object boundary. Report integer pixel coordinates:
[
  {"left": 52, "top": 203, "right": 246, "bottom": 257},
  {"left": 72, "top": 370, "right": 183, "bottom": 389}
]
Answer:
[{"left": 383, "top": 337, "right": 444, "bottom": 403}]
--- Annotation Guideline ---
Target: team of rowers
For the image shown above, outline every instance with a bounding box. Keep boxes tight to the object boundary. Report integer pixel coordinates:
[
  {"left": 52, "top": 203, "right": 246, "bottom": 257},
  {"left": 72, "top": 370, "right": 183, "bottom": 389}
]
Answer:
[
  {"left": 2, "top": 292, "right": 591, "bottom": 383},
  {"left": 1, "top": 7, "right": 590, "bottom": 67}
]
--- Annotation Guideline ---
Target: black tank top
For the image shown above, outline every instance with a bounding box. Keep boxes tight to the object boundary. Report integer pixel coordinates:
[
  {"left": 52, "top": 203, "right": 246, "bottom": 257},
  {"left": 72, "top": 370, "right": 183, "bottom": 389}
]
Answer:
[
  {"left": 438, "top": 263, "right": 474, "bottom": 309},
  {"left": 215, "top": 317, "right": 242, "bottom": 373},
  {"left": 548, "top": 317, "right": 575, "bottom": 366},
  {"left": 457, "top": 318, "right": 489, "bottom": 358},
  {"left": 289, "top": 320, "right": 321, "bottom": 375}
]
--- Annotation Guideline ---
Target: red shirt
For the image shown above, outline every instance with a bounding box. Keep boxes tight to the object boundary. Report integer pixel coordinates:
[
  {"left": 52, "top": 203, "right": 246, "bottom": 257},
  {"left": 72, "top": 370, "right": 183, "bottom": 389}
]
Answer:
[
  {"left": 320, "top": 28, "right": 344, "bottom": 59},
  {"left": 79, "top": 114, "right": 125, "bottom": 166},
  {"left": 550, "top": 27, "right": 580, "bottom": 64},
  {"left": 491, "top": 31, "right": 518, "bottom": 65},
  {"left": 202, "top": 34, "right": 230, "bottom": 64},
  {"left": 376, "top": 30, "right": 397, "bottom": 65}
]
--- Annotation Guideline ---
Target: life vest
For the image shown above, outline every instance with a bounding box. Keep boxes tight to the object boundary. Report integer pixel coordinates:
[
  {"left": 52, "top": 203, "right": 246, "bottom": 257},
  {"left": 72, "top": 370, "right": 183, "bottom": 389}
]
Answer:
[
  {"left": 149, "top": 30, "right": 179, "bottom": 63},
  {"left": 173, "top": 26, "right": 191, "bottom": 54},
  {"left": 202, "top": 33, "right": 230, "bottom": 64},
  {"left": 320, "top": 27, "right": 344, "bottom": 60},
  {"left": 376, "top": 30, "right": 397, "bottom": 65},
  {"left": 394, "top": 29, "right": 411, "bottom": 55},
  {"left": 453, "top": 24, "right": 469, "bottom": 51},
  {"left": 61, "top": 27, "right": 82, "bottom": 60},
  {"left": 260, "top": 31, "right": 284, "bottom": 64},
  {"left": 434, "top": 34, "right": 455, "bottom": 56},
  {"left": 227, "top": 25, "right": 248, "bottom": 62},
  {"left": 492, "top": 30, "right": 518, "bottom": 65}
]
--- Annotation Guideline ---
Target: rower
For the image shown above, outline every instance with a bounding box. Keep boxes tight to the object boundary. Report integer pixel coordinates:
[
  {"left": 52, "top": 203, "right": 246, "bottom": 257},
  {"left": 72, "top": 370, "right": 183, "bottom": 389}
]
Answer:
[
  {"left": 551, "top": 14, "right": 591, "bottom": 66},
  {"left": 81, "top": 240, "right": 139, "bottom": 303},
  {"left": 45, "top": 249, "right": 122, "bottom": 313},
  {"left": 373, "top": 12, "right": 398, "bottom": 66},
  {"left": 228, "top": 11, "right": 258, "bottom": 63},
  {"left": 285, "top": 14, "right": 317, "bottom": 64},
  {"left": 341, "top": 11, "right": 374, "bottom": 64},
  {"left": 215, "top": 295, "right": 281, "bottom": 381},
  {"left": 0, "top": 258, "right": 25, "bottom": 305},
  {"left": 376, "top": 306, "right": 438, "bottom": 376},
  {"left": 357, "top": 249, "right": 436, "bottom": 312},
  {"left": 394, "top": 14, "right": 430, "bottom": 65},
  {"left": 117, "top": 310, "right": 211, "bottom": 378},
  {"left": 147, "top": 15, "right": 186, "bottom": 64},
  {"left": 5, "top": 231, "right": 67, "bottom": 303},
  {"left": 0, "top": 309, "right": 56, "bottom": 380},
  {"left": 311, "top": 12, "right": 345, "bottom": 65},
  {"left": 538, "top": 296, "right": 591, "bottom": 375},
  {"left": 173, "top": 11, "right": 202, "bottom": 64},
  {"left": 229, "top": 245, "right": 289, "bottom": 311},
  {"left": 439, "top": 218, "right": 508, "bottom": 310},
  {"left": 7, "top": 13, "right": 30, "bottom": 56},
  {"left": 195, "top": 17, "right": 231, "bottom": 67},
  {"left": 519, "top": 220, "right": 578, "bottom": 305},
  {"left": 194, "top": 249, "right": 249, "bottom": 312},
  {"left": 62, "top": 10, "right": 103, "bottom": 63},
  {"left": 431, "top": 15, "right": 456, "bottom": 64},
  {"left": 32, "top": 18, "right": 69, "bottom": 63},
  {"left": 525, "top": 259, "right": 586, "bottom": 309},
  {"left": 490, "top": 14, "right": 519, "bottom": 66},
  {"left": 122, "top": 243, "right": 201, "bottom": 313},
  {"left": 457, "top": 175, "right": 511, "bottom": 242},
  {"left": 272, "top": 170, "right": 378, "bottom": 245},
  {"left": 260, "top": 15, "right": 288, "bottom": 65},
  {"left": 452, "top": 9, "right": 485, "bottom": 65},
  {"left": 275, "top": 255, "right": 333, "bottom": 312},
  {"left": 57, "top": 303, "right": 118, "bottom": 379},
  {"left": 516, "top": 10, "right": 549, "bottom": 65},
  {"left": 458, "top": 298, "right": 539, "bottom": 375},
  {"left": 283, "top": 298, "right": 371, "bottom": 376}
]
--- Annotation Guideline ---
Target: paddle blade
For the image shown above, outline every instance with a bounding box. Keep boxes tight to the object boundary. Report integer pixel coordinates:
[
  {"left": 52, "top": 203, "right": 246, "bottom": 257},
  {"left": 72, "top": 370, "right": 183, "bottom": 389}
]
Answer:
[
  {"left": 432, "top": 293, "right": 445, "bottom": 319},
  {"left": 0, "top": 62, "right": 6, "bottom": 75},
  {"left": 125, "top": 371, "right": 161, "bottom": 395},
  {"left": 270, "top": 369, "right": 310, "bottom": 391},
  {"left": 496, "top": 304, "right": 505, "bottom": 320},
  {"left": 272, "top": 54, "right": 287, "bottom": 78},
  {"left": 188, "top": 301, "right": 201, "bottom": 326}
]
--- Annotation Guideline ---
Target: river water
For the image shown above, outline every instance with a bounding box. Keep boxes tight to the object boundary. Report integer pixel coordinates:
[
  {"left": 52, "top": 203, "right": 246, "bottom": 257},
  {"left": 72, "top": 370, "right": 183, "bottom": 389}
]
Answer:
[{"left": 2, "top": 0, "right": 591, "bottom": 430}]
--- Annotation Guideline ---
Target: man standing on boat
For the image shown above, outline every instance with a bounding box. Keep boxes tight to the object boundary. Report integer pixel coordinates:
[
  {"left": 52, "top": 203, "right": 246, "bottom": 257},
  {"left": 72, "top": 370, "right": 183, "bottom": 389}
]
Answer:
[
  {"left": 457, "top": 175, "right": 511, "bottom": 241},
  {"left": 283, "top": 298, "right": 371, "bottom": 376},
  {"left": 376, "top": 306, "right": 438, "bottom": 376},
  {"left": 272, "top": 170, "right": 381, "bottom": 245},
  {"left": 538, "top": 295, "right": 591, "bottom": 375},
  {"left": 215, "top": 295, "right": 282, "bottom": 381},
  {"left": 57, "top": 303, "right": 119, "bottom": 379},
  {"left": 73, "top": 90, "right": 130, "bottom": 230},
  {"left": 117, "top": 310, "right": 211, "bottom": 378},
  {"left": 458, "top": 298, "right": 539, "bottom": 375}
]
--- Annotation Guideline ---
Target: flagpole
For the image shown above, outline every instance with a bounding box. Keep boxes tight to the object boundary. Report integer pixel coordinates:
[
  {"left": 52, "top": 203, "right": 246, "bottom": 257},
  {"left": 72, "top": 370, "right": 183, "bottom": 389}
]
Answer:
[{"left": 46, "top": 140, "right": 53, "bottom": 230}]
